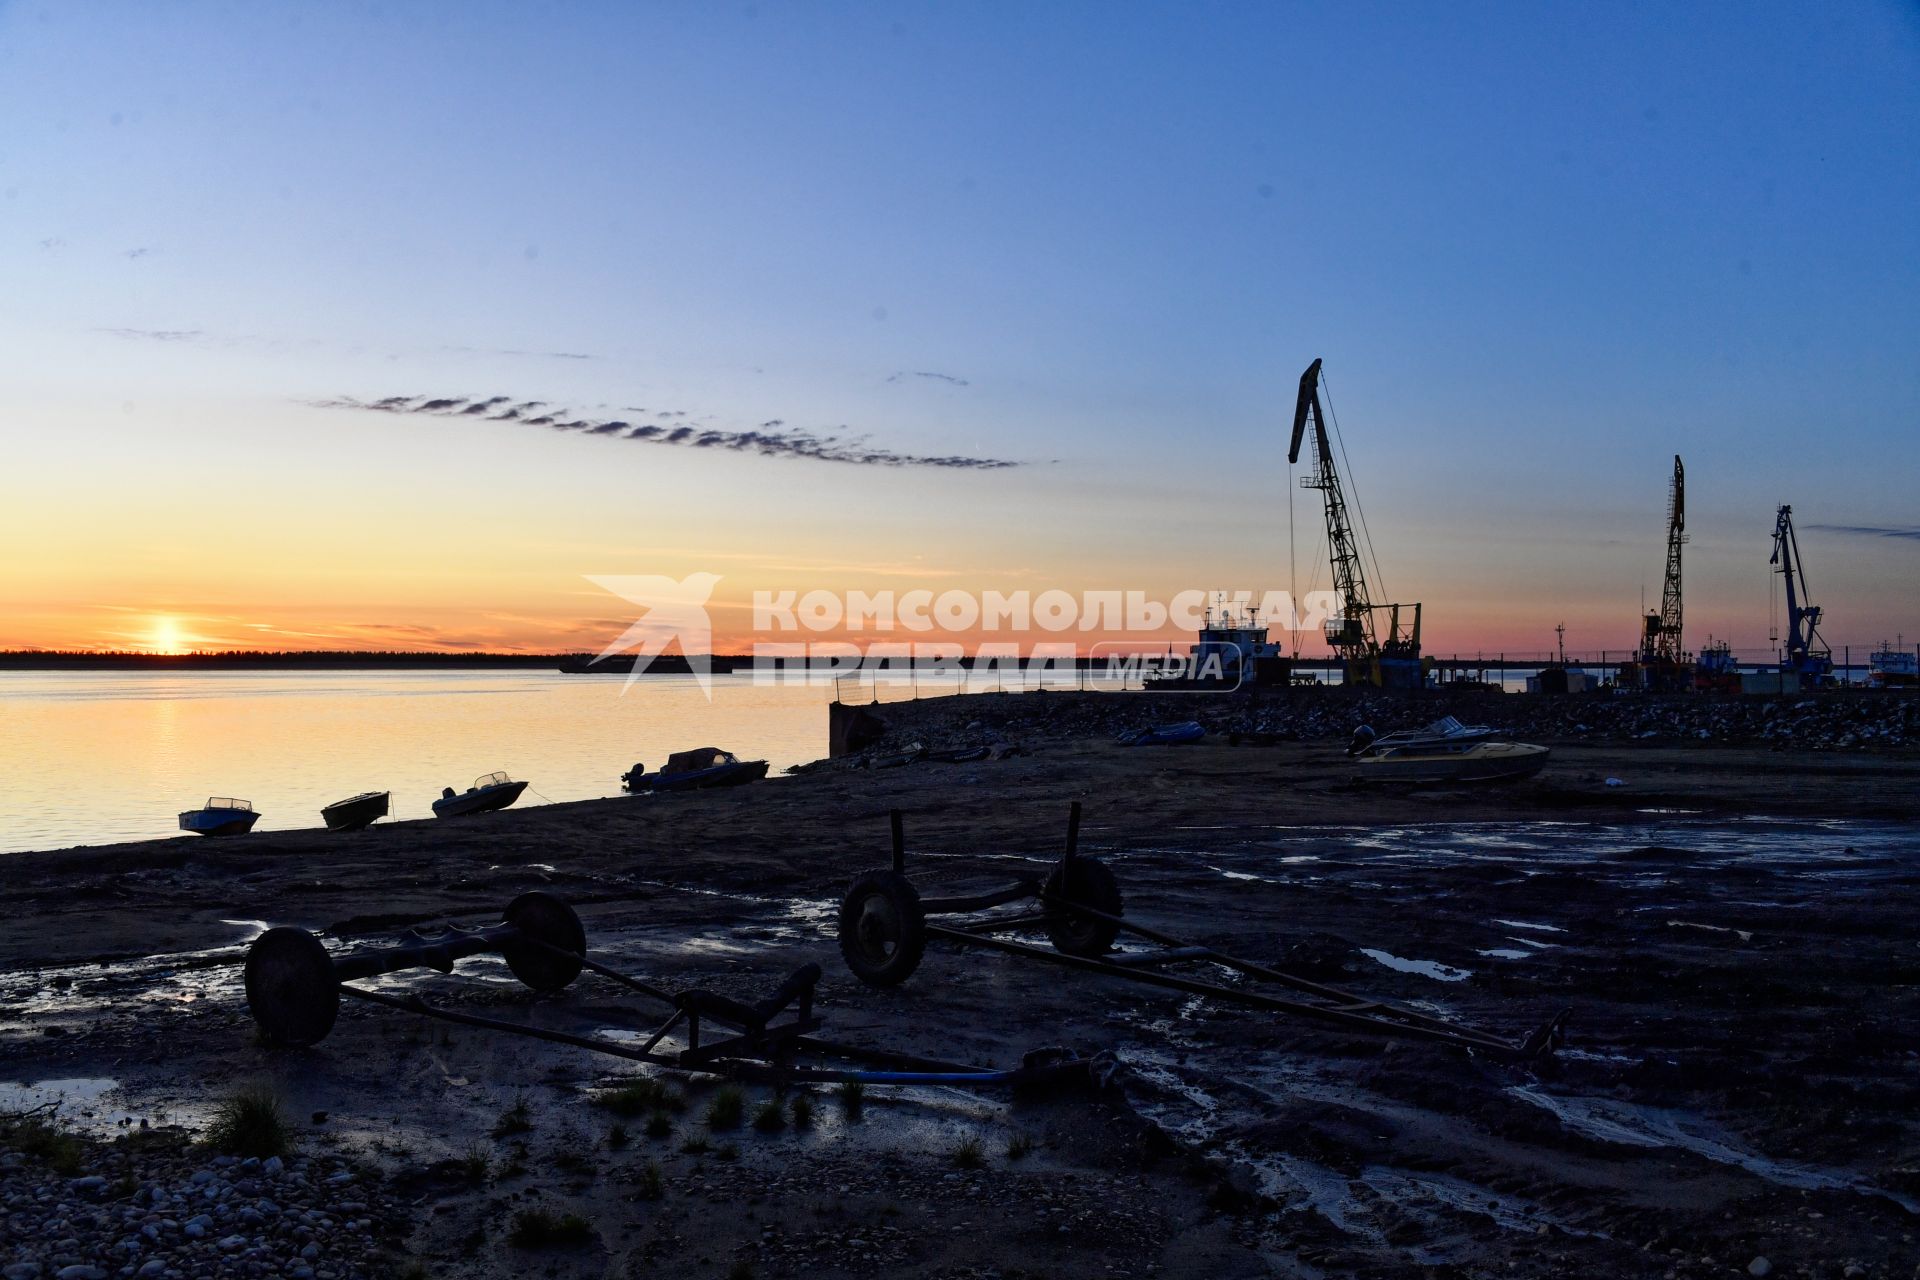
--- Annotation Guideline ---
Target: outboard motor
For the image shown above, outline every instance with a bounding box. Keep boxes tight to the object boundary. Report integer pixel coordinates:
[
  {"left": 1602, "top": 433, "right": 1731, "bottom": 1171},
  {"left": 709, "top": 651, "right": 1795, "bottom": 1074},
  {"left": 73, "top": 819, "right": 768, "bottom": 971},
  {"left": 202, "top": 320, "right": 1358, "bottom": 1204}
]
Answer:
[{"left": 1346, "top": 724, "right": 1378, "bottom": 757}]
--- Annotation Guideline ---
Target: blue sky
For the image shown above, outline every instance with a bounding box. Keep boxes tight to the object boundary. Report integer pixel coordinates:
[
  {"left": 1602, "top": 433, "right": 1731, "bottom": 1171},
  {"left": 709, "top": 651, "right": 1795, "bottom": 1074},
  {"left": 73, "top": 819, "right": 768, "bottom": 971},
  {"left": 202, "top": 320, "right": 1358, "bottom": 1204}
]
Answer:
[{"left": 1, "top": 2, "right": 1915, "bottom": 654}]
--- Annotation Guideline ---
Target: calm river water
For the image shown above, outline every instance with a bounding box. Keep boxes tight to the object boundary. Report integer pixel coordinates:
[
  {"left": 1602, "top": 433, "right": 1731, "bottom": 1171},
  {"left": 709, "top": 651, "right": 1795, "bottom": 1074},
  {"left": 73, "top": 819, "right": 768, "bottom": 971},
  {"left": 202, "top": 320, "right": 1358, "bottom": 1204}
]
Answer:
[{"left": 0, "top": 670, "right": 849, "bottom": 853}]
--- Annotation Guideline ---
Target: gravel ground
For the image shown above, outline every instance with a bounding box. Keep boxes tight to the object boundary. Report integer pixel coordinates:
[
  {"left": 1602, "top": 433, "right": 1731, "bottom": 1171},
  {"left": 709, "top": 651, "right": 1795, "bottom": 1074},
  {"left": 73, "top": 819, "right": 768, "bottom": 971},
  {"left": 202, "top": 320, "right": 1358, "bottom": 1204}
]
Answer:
[{"left": 0, "top": 1134, "right": 401, "bottom": 1280}]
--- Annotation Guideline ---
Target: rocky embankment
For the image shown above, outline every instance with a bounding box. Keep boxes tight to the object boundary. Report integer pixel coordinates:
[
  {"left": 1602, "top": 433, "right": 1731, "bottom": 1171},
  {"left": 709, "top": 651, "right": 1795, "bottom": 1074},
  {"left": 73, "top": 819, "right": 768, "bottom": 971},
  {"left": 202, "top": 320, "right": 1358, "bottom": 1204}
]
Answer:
[{"left": 836, "top": 686, "right": 1920, "bottom": 759}]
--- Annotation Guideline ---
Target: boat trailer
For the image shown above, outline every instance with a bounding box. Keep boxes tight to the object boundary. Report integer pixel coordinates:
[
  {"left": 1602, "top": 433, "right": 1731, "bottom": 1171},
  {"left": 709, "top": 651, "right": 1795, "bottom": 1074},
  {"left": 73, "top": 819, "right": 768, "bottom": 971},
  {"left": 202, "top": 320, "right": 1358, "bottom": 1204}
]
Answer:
[
  {"left": 242, "top": 892, "right": 1102, "bottom": 1088},
  {"left": 836, "top": 804, "right": 1567, "bottom": 1062}
]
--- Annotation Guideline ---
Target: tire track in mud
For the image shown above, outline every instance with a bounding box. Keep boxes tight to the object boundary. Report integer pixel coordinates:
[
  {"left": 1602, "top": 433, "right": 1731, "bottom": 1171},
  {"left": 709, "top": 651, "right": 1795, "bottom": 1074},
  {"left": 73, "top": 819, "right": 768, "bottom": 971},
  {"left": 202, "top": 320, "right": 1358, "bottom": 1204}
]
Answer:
[{"left": 1081, "top": 817, "right": 1920, "bottom": 1274}]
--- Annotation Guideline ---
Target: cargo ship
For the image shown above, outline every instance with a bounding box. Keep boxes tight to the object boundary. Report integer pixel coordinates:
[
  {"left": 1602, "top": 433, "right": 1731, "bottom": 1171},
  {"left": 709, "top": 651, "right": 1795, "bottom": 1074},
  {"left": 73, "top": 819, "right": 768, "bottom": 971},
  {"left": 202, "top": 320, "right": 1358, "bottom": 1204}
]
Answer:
[
  {"left": 1869, "top": 639, "right": 1917, "bottom": 689},
  {"left": 1148, "top": 600, "right": 1290, "bottom": 689}
]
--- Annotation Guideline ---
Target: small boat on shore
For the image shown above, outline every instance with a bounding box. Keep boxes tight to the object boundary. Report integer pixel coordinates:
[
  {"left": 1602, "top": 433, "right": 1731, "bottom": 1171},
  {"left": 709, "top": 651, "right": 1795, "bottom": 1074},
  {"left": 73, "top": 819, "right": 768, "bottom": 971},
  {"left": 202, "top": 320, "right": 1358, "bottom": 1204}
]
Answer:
[
  {"left": 1352, "top": 738, "right": 1550, "bottom": 785},
  {"left": 866, "top": 742, "right": 925, "bottom": 769},
  {"left": 432, "top": 772, "right": 528, "bottom": 818},
  {"left": 321, "top": 791, "right": 390, "bottom": 832},
  {"left": 1118, "top": 721, "right": 1206, "bottom": 746},
  {"left": 924, "top": 744, "right": 992, "bottom": 763},
  {"left": 178, "top": 797, "right": 261, "bottom": 837},
  {"left": 1348, "top": 716, "right": 1497, "bottom": 756},
  {"left": 623, "top": 748, "right": 769, "bottom": 793}
]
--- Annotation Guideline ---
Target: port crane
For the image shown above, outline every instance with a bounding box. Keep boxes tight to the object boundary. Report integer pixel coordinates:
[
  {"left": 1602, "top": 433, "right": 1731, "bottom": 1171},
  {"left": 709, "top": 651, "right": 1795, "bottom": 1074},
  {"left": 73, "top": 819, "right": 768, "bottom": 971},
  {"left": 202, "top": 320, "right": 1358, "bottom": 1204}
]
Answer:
[
  {"left": 1287, "top": 358, "right": 1422, "bottom": 688},
  {"left": 1770, "top": 504, "right": 1832, "bottom": 683},
  {"left": 1637, "top": 455, "right": 1688, "bottom": 688}
]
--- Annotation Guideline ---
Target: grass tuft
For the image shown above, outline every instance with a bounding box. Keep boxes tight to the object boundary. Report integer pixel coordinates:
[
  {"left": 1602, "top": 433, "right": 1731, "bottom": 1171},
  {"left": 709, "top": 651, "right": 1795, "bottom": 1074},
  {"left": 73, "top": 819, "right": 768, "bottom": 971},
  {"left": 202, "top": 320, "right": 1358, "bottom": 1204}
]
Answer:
[
  {"left": 203, "top": 1084, "right": 290, "bottom": 1158},
  {"left": 457, "top": 1139, "right": 492, "bottom": 1185},
  {"left": 606, "top": 1123, "right": 629, "bottom": 1151},
  {"left": 637, "top": 1159, "right": 664, "bottom": 1200},
  {"left": 789, "top": 1092, "right": 814, "bottom": 1130},
  {"left": 1006, "top": 1131, "right": 1035, "bottom": 1160},
  {"left": 2, "top": 1115, "right": 88, "bottom": 1175},
  {"left": 508, "top": 1207, "right": 595, "bottom": 1248},
  {"left": 713, "top": 1142, "right": 739, "bottom": 1163},
  {"left": 705, "top": 1086, "right": 745, "bottom": 1130},
  {"left": 594, "top": 1077, "right": 683, "bottom": 1118},
  {"left": 751, "top": 1099, "right": 787, "bottom": 1133},
  {"left": 491, "top": 1096, "right": 533, "bottom": 1140},
  {"left": 838, "top": 1080, "right": 865, "bottom": 1120},
  {"left": 645, "top": 1110, "right": 674, "bottom": 1140},
  {"left": 679, "top": 1136, "right": 712, "bottom": 1155},
  {"left": 951, "top": 1135, "right": 985, "bottom": 1170}
]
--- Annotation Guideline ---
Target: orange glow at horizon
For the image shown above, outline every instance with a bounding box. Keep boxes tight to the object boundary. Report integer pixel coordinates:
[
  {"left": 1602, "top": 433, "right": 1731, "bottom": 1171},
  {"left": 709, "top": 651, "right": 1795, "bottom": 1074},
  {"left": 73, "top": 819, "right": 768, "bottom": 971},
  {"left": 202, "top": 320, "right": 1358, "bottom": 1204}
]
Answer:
[{"left": 147, "top": 616, "right": 186, "bottom": 655}]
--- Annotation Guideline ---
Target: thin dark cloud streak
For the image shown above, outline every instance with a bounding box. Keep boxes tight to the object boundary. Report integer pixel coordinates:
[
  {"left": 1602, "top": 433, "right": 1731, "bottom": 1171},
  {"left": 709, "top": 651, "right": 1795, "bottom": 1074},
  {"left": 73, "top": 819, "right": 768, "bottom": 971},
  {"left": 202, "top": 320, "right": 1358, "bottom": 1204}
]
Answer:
[
  {"left": 1804, "top": 523, "right": 1920, "bottom": 542},
  {"left": 98, "top": 327, "right": 204, "bottom": 342},
  {"left": 443, "top": 345, "right": 596, "bottom": 361},
  {"left": 887, "top": 370, "right": 970, "bottom": 386},
  {"left": 94, "top": 325, "right": 591, "bottom": 362},
  {"left": 309, "top": 394, "right": 1020, "bottom": 470}
]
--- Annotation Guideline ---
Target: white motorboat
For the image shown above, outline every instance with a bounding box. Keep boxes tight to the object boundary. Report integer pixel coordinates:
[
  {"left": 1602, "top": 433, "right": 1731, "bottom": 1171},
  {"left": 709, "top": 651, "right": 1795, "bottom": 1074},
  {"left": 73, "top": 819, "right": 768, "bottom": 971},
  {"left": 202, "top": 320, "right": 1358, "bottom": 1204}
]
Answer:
[
  {"left": 178, "top": 797, "right": 262, "bottom": 837},
  {"left": 432, "top": 771, "right": 528, "bottom": 819},
  {"left": 1348, "top": 716, "right": 1548, "bottom": 785},
  {"left": 1352, "top": 739, "right": 1550, "bottom": 785}
]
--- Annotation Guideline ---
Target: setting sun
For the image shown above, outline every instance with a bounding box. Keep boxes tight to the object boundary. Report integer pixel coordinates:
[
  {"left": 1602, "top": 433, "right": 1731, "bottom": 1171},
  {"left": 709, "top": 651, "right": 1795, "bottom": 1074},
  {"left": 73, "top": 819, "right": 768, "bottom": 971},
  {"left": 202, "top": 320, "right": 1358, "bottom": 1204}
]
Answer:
[{"left": 148, "top": 616, "right": 186, "bottom": 655}]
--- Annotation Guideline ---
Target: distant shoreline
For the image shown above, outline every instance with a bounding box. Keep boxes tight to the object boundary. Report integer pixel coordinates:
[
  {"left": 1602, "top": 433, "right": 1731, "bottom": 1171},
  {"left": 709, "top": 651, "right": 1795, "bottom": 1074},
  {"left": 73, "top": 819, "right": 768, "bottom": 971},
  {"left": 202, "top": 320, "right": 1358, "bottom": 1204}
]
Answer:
[{"left": 0, "top": 651, "right": 742, "bottom": 673}]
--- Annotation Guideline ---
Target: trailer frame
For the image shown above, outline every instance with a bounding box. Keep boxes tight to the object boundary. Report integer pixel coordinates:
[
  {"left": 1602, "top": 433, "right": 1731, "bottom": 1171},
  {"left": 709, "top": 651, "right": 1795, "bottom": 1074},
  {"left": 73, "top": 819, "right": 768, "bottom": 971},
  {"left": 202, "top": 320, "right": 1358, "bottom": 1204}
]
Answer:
[
  {"left": 241, "top": 892, "right": 1105, "bottom": 1089},
  {"left": 837, "top": 804, "right": 1567, "bottom": 1063}
]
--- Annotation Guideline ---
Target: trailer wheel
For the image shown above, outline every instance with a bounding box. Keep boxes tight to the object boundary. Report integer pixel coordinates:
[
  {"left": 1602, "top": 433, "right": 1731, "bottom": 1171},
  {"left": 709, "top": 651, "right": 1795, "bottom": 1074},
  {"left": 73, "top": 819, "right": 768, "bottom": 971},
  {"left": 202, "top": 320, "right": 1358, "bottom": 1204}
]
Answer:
[
  {"left": 501, "top": 891, "right": 587, "bottom": 992},
  {"left": 245, "top": 927, "right": 340, "bottom": 1047},
  {"left": 838, "top": 870, "right": 926, "bottom": 987},
  {"left": 1044, "top": 858, "right": 1123, "bottom": 957}
]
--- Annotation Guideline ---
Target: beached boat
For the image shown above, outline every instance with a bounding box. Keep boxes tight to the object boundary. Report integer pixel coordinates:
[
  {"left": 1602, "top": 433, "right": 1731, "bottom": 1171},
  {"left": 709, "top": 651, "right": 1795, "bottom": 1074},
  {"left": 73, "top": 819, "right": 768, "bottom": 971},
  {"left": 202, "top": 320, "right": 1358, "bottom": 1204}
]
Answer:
[
  {"left": 432, "top": 771, "right": 529, "bottom": 818},
  {"left": 865, "top": 742, "right": 925, "bottom": 769},
  {"left": 924, "top": 745, "right": 992, "bottom": 763},
  {"left": 622, "top": 748, "right": 769, "bottom": 793},
  {"left": 1353, "top": 739, "right": 1549, "bottom": 785},
  {"left": 1118, "top": 721, "right": 1206, "bottom": 746},
  {"left": 1347, "top": 715, "right": 1497, "bottom": 756},
  {"left": 321, "top": 790, "right": 390, "bottom": 832},
  {"left": 178, "top": 797, "right": 261, "bottom": 837}
]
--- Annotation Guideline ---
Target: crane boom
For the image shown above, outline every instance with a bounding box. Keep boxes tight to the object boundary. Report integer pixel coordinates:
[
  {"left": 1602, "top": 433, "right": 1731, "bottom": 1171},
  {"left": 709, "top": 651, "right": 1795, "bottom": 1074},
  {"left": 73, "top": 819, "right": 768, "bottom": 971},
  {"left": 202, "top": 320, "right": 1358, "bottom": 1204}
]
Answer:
[
  {"left": 1289, "top": 359, "right": 1375, "bottom": 657},
  {"left": 1770, "top": 504, "right": 1831, "bottom": 681},
  {"left": 1288, "top": 359, "right": 1421, "bottom": 686},
  {"left": 1642, "top": 455, "right": 1686, "bottom": 668}
]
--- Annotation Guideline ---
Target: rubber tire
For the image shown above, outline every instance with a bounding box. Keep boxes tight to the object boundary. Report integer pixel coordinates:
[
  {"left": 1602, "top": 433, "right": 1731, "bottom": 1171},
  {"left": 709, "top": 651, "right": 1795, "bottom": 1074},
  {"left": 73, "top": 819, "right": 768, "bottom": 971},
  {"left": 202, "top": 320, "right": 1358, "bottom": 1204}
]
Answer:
[
  {"left": 501, "top": 891, "right": 587, "bottom": 992},
  {"left": 1044, "top": 857, "right": 1123, "bottom": 957},
  {"left": 838, "top": 869, "right": 927, "bottom": 988},
  {"left": 245, "top": 927, "right": 340, "bottom": 1047}
]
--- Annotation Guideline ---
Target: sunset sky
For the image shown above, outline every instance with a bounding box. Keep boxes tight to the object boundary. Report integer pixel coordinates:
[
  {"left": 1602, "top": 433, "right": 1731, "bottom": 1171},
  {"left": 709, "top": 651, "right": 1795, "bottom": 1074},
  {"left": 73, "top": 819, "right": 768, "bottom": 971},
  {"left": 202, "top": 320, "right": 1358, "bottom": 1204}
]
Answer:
[{"left": 1, "top": 3, "right": 1915, "bottom": 660}]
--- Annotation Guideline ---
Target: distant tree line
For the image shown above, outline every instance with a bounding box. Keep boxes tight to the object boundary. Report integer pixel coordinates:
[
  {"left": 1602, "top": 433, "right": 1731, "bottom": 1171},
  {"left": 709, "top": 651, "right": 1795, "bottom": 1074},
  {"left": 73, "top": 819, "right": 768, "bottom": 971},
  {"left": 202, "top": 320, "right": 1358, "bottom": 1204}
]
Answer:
[{"left": 0, "top": 650, "right": 745, "bottom": 672}]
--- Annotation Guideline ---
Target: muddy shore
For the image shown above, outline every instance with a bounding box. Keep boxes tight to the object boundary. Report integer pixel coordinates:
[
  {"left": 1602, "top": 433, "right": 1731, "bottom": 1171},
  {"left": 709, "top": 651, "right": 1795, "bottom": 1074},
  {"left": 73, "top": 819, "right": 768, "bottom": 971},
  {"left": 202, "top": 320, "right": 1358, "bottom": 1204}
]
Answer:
[{"left": 4, "top": 717, "right": 1918, "bottom": 1278}]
